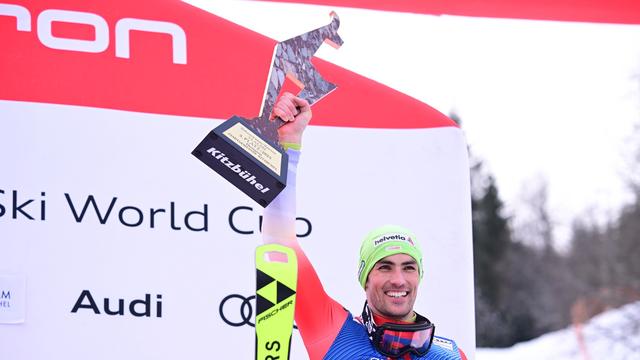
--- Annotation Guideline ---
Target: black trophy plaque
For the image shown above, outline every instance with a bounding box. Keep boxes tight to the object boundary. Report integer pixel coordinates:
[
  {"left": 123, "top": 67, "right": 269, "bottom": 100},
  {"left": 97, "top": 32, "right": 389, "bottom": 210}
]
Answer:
[{"left": 193, "top": 12, "right": 343, "bottom": 207}]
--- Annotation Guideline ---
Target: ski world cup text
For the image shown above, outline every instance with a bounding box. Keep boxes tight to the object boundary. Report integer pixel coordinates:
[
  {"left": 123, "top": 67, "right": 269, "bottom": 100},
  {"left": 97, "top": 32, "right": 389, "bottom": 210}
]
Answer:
[
  {"left": 0, "top": 188, "right": 313, "bottom": 235},
  {"left": 0, "top": 189, "right": 207, "bottom": 231}
]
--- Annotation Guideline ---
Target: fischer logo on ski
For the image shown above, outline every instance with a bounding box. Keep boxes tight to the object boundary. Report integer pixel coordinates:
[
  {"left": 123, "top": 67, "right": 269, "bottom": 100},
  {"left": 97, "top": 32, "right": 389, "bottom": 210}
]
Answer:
[{"left": 255, "top": 244, "right": 298, "bottom": 360}]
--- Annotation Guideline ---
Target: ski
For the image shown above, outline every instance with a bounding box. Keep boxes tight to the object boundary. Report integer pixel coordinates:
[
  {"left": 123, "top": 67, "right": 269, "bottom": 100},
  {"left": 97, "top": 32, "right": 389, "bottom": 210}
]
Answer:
[{"left": 255, "top": 244, "right": 298, "bottom": 360}]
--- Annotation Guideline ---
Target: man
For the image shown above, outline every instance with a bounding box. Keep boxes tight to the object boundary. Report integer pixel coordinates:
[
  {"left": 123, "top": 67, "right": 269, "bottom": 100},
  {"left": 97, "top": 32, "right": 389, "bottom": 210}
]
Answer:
[{"left": 262, "top": 92, "right": 467, "bottom": 360}]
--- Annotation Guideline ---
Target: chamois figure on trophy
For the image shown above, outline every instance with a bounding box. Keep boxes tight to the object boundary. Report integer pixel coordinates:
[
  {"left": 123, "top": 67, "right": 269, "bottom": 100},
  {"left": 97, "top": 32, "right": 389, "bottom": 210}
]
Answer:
[{"left": 251, "top": 12, "right": 343, "bottom": 144}]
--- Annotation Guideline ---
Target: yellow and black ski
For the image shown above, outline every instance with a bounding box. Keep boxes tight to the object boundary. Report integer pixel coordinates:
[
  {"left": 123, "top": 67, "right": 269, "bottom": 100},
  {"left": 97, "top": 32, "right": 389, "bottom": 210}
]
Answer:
[{"left": 255, "top": 244, "right": 298, "bottom": 360}]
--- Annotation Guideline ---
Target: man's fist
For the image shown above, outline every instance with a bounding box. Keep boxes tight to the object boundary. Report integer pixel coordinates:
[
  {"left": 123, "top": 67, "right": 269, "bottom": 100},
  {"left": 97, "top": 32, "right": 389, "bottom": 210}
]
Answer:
[{"left": 272, "top": 92, "right": 311, "bottom": 145}]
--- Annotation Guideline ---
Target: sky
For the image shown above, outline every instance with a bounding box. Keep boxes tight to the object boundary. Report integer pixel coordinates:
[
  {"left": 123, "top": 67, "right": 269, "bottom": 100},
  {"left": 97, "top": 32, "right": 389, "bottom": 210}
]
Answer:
[{"left": 185, "top": 0, "right": 640, "bottom": 247}]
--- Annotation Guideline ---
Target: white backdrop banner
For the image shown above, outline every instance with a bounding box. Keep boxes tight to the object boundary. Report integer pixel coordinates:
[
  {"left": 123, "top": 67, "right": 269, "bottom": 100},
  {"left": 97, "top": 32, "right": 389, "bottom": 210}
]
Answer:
[{"left": 1, "top": 0, "right": 474, "bottom": 358}]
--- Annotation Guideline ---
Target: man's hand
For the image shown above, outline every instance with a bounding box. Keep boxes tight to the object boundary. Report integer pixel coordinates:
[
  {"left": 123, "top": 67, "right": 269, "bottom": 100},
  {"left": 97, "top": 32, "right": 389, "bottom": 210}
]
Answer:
[{"left": 271, "top": 92, "right": 311, "bottom": 145}]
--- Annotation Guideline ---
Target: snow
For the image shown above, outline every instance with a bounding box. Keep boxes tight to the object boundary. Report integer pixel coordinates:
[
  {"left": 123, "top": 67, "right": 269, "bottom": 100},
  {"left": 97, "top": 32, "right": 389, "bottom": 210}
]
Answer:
[{"left": 476, "top": 301, "right": 640, "bottom": 360}]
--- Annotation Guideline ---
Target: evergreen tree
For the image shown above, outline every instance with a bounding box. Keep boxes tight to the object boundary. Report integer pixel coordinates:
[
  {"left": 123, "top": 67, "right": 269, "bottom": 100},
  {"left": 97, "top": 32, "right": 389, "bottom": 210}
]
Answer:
[{"left": 469, "top": 154, "right": 514, "bottom": 346}]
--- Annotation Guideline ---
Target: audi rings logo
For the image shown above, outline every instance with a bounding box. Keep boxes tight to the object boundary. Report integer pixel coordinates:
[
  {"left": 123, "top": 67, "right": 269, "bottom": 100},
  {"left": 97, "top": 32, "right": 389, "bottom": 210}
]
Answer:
[
  {"left": 219, "top": 294, "right": 297, "bottom": 329},
  {"left": 219, "top": 294, "right": 256, "bottom": 327}
]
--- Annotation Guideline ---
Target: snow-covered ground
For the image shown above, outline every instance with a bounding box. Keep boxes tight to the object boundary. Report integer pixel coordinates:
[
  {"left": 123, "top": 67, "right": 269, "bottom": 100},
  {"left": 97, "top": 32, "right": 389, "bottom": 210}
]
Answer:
[{"left": 476, "top": 301, "right": 640, "bottom": 360}]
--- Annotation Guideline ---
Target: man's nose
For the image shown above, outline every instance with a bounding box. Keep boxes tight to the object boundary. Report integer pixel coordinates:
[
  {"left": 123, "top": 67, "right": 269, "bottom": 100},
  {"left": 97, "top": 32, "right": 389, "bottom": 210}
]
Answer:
[{"left": 389, "top": 268, "right": 407, "bottom": 286}]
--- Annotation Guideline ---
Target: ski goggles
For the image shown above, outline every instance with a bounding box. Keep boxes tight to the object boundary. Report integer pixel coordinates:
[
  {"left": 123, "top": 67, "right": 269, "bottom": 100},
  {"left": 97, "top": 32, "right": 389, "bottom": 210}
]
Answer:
[{"left": 362, "top": 302, "right": 435, "bottom": 357}]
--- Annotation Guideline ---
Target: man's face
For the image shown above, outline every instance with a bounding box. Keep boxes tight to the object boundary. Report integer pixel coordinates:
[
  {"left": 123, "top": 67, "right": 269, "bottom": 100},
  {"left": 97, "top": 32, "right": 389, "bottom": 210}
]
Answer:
[{"left": 365, "top": 253, "right": 420, "bottom": 321}]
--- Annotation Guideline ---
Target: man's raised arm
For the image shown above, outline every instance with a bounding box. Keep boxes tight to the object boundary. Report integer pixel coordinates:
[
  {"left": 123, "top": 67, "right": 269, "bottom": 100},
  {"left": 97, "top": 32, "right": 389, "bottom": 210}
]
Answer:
[
  {"left": 261, "top": 92, "right": 311, "bottom": 247},
  {"left": 261, "top": 92, "right": 348, "bottom": 360}
]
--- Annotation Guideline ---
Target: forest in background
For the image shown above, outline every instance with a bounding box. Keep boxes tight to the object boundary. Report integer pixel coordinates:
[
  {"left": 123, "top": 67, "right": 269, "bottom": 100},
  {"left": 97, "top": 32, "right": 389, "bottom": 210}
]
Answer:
[{"left": 455, "top": 112, "right": 640, "bottom": 350}]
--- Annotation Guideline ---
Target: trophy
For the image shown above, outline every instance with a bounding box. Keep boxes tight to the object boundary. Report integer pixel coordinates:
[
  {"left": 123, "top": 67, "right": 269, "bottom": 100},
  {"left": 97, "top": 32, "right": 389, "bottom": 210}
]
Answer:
[{"left": 192, "top": 12, "right": 343, "bottom": 207}]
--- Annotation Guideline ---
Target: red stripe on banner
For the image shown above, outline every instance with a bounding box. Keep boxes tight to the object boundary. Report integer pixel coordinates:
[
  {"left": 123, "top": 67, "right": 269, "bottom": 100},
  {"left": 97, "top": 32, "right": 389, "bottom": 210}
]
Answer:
[
  {"left": 311, "top": 59, "right": 452, "bottom": 129},
  {"left": 259, "top": 0, "right": 640, "bottom": 25},
  {"left": 0, "top": 0, "right": 454, "bottom": 129},
  {"left": 0, "top": 0, "right": 275, "bottom": 121}
]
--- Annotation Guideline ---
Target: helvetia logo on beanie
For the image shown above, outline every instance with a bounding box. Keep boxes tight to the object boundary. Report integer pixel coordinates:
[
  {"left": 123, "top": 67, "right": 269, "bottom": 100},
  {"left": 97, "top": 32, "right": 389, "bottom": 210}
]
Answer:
[{"left": 372, "top": 234, "right": 414, "bottom": 247}]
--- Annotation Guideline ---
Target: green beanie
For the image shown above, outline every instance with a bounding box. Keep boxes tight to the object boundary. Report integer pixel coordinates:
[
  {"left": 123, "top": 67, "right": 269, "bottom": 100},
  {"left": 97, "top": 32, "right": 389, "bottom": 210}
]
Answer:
[{"left": 358, "top": 225, "right": 423, "bottom": 289}]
